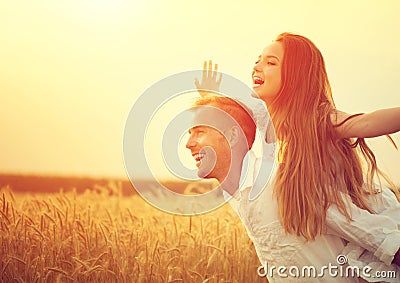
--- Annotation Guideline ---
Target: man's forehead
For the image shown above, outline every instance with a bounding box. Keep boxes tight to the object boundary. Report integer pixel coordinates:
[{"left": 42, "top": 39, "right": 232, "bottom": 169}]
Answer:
[
  {"left": 188, "top": 125, "right": 209, "bottom": 133},
  {"left": 190, "top": 106, "right": 236, "bottom": 131}
]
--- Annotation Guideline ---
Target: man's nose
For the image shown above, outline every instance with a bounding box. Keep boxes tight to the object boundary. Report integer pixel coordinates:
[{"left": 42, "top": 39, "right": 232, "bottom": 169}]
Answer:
[{"left": 186, "top": 135, "right": 197, "bottom": 149}]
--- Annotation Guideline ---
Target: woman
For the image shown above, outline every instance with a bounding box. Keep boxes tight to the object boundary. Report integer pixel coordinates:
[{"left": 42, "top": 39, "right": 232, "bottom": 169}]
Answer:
[
  {"left": 195, "top": 32, "right": 400, "bottom": 281},
  {"left": 251, "top": 32, "right": 399, "bottom": 239},
  {"left": 251, "top": 32, "right": 400, "bottom": 282}
]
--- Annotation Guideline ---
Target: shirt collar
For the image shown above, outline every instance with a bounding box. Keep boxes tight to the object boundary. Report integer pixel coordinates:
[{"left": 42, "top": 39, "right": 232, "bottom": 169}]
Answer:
[{"left": 223, "top": 149, "right": 276, "bottom": 201}]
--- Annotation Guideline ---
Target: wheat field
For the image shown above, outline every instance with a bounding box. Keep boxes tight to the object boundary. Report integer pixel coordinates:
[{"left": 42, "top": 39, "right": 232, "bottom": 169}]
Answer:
[{"left": 0, "top": 182, "right": 267, "bottom": 283}]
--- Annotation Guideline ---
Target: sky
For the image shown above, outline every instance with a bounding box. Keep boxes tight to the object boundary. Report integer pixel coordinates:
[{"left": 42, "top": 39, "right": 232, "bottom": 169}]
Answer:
[{"left": 1, "top": 0, "right": 399, "bottom": 184}]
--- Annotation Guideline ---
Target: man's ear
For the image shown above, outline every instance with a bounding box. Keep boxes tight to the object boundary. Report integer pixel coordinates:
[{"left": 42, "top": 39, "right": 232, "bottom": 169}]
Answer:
[{"left": 227, "top": 126, "right": 240, "bottom": 147}]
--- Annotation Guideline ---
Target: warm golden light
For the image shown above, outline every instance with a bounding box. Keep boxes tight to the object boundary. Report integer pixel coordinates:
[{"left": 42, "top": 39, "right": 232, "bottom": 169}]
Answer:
[{"left": 0, "top": 0, "right": 399, "bottom": 183}]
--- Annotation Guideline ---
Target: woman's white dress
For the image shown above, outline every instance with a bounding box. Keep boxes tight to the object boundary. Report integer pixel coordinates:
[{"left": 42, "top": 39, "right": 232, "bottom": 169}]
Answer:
[{"left": 224, "top": 148, "right": 400, "bottom": 282}]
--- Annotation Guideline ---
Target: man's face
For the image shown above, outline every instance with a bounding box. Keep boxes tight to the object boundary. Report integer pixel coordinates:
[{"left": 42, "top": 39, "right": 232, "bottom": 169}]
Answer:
[{"left": 186, "top": 107, "right": 231, "bottom": 182}]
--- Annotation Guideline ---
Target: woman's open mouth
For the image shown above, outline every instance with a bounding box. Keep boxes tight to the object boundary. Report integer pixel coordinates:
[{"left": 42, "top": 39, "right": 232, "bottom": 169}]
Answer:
[{"left": 253, "top": 76, "right": 264, "bottom": 88}]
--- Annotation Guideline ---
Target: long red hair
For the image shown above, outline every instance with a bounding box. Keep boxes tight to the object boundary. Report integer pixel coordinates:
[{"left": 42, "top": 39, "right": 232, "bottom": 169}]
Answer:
[{"left": 268, "top": 33, "right": 396, "bottom": 240}]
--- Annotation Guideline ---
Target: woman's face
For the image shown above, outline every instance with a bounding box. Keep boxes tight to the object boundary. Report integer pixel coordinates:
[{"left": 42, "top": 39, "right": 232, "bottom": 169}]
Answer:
[{"left": 251, "top": 41, "right": 284, "bottom": 103}]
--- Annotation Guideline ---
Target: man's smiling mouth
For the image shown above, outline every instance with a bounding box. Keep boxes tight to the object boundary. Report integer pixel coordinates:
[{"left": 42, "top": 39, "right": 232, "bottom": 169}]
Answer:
[{"left": 193, "top": 152, "right": 205, "bottom": 167}]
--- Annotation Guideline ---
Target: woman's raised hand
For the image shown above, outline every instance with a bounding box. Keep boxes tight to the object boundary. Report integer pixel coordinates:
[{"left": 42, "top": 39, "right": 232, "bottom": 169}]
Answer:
[{"left": 194, "top": 60, "right": 223, "bottom": 97}]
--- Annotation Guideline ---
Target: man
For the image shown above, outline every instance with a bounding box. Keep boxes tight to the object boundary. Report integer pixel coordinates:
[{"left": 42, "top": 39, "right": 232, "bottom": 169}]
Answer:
[{"left": 186, "top": 95, "right": 257, "bottom": 197}]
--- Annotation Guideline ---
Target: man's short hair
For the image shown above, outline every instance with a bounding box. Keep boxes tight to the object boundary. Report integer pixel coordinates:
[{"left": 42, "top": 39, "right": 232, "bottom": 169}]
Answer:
[{"left": 192, "top": 95, "right": 256, "bottom": 150}]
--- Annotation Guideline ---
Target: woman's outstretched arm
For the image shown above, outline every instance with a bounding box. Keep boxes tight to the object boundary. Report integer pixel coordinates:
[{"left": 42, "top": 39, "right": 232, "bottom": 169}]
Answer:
[{"left": 332, "top": 107, "right": 400, "bottom": 139}]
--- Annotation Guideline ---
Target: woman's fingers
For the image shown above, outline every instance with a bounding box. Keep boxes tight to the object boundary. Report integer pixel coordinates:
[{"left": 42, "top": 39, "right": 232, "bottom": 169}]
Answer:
[
  {"left": 213, "top": 63, "right": 218, "bottom": 79},
  {"left": 202, "top": 60, "right": 207, "bottom": 79},
  {"left": 202, "top": 60, "right": 219, "bottom": 79},
  {"left": 208, "top": 60, "right": 213, "bottom": 78},
  {"left": 195, "top": 60, "right": 222, "bottom": 94}
]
